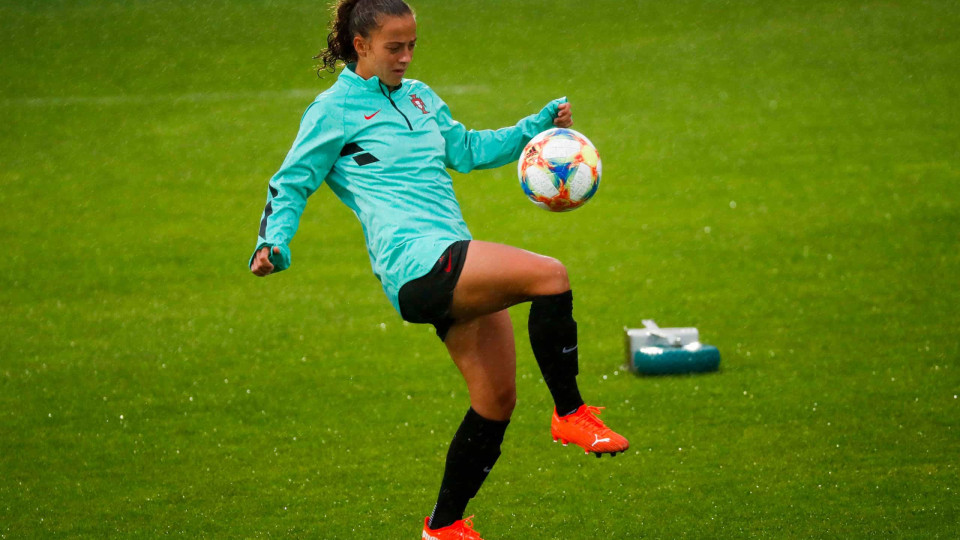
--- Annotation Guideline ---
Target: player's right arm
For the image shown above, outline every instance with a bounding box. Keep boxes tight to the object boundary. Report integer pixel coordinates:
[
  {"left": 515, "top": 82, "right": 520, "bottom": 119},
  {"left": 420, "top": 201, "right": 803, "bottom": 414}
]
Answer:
[{"left": 250, "top": 98, "right": 344, "bottom": 276}]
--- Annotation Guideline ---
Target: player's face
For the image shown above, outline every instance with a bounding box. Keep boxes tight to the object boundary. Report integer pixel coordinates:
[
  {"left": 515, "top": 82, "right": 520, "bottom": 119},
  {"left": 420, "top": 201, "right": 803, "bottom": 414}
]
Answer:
[{"left": 354, "top": 13, "right": 417, "bottom": 87}]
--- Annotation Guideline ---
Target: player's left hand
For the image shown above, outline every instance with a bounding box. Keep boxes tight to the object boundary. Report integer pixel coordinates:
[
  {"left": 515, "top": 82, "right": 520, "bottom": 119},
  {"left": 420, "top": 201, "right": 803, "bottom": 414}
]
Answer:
[
  {"left": 553, "top": 102, "right": 573, "bottom": 128},
  {"left": 250, "top": 245, "right": 279, "bottom": 276}
]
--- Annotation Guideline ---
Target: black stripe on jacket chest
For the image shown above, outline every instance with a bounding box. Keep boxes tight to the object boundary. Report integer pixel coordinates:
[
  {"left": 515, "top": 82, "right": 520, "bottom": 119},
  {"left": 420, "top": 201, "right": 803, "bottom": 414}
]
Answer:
[{"left": 340, "top": 142, "right": 380, "bottom": 167}]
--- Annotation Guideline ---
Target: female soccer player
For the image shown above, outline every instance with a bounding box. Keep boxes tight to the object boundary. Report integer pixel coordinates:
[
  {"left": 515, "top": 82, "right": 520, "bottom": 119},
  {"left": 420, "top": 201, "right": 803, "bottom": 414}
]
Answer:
[{"left": 249, "top": 1, "right": 628, "bottom": 537}]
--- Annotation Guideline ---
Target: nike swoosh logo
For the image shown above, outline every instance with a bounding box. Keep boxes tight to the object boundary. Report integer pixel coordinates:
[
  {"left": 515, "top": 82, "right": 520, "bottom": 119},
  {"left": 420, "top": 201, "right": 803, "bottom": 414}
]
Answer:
[
  {"left": 593, "top": 434, "right": 611, "bottom": 446},
  {"left": 562, "top": 345, "right": 578, "bottom": 354},
  {"left": 364, "top": 109, "right": 381, "bottom": 120}
]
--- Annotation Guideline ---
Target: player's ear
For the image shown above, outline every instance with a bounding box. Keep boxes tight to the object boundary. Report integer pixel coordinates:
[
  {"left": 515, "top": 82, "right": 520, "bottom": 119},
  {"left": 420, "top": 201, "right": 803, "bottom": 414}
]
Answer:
[{"left": 354, "top": 35, "right": 368, "bottom": 58}]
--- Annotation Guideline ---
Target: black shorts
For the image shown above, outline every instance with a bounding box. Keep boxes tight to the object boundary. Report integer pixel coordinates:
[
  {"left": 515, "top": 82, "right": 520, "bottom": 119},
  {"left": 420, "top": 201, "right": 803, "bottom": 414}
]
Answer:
[{"left": 398, "top": 240, "right": 470, "bottom": 341}]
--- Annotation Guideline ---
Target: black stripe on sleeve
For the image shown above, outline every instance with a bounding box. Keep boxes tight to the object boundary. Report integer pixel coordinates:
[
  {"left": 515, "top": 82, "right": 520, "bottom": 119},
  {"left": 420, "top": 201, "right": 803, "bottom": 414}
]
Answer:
[
  {"left": 259, "top": 184, "right": 279, "bottom": 238},
  {"left": 259, "top": 202, "right": 273, "bottom": 238}
]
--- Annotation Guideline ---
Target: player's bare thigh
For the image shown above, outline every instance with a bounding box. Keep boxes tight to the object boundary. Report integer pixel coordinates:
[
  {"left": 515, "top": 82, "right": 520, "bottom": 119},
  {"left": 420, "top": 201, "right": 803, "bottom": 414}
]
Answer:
[{"left": 450, "top": 241, "right": 570, "bottom": 320}]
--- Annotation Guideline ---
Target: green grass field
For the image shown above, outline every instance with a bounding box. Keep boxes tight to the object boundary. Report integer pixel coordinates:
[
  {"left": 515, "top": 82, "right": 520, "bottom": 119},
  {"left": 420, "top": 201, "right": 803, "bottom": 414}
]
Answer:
[{"left": 2, "top": 0, "right": 959, "bottom": 537}]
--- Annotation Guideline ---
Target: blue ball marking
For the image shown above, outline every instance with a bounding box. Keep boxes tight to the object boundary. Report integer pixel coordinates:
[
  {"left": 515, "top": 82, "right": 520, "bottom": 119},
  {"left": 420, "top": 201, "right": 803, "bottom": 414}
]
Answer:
[{"left": 548, "top": 161, "right": 576, "bottom": 183}]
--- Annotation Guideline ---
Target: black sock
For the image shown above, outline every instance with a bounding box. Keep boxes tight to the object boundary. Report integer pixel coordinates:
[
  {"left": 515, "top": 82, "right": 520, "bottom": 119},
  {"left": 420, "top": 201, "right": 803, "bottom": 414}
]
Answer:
[
  {"left": 528, "top": 290, "right": 585, "bottom": 416},
  {"left": 428, "top": 408, "right": 509, "bottom": 530}
]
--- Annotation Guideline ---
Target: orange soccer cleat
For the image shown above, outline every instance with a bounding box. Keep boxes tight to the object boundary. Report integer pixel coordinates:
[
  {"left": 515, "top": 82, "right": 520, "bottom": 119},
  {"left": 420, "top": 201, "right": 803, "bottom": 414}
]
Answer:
[
  {"left": 551, "top": 404, "right": 630, "bottom": 457},
  {"left": 422, "top": 515, "right": 485, "bottom": 540}
]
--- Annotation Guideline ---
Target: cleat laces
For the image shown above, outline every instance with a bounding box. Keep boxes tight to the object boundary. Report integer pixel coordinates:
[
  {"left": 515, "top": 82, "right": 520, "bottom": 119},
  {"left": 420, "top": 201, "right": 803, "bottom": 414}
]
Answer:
[
  {"left": 571, "top": 406, "right": 608, "bottom": 430},
  {"left": 423, "top": 515, "right": 485, "bottom": 540},
  {"left": 459, "top": 516, "right": 483, "bottom": 540}
]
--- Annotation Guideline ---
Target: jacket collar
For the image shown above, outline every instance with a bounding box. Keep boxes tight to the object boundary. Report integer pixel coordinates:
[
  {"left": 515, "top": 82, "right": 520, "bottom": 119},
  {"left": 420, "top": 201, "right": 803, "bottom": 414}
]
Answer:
[{"left": 340, "top": 63, "right": 405, "bottom": 94}]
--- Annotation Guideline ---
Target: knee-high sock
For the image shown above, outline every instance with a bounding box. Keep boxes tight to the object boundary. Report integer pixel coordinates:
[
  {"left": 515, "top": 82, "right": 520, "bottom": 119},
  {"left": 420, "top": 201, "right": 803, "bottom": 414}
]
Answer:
[
  {"left": 428, "top": 408, "right": 509, "bottom": 530},
  {"left": 528, "top": 290, "right": 585, "bottom": 416}
]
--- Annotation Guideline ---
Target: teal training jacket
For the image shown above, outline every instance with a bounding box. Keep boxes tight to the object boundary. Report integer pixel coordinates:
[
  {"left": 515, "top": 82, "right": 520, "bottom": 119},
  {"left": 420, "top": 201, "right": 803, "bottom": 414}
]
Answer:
[{"left": 252, "top": 64, "right": 565, "bottom": 313}]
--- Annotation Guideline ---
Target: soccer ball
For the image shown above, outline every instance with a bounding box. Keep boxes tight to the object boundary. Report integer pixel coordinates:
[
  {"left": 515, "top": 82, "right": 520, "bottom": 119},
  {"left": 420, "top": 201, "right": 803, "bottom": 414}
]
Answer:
[{"left": 517, "top": 128, "right": 602, "bottom": 212}]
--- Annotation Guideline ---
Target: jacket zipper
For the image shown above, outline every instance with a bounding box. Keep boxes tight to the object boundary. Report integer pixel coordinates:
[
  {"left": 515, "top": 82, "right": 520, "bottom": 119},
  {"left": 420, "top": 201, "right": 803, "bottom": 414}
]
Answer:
[{"left": 379, "top": 83, "right": 413, "bottom": 131}]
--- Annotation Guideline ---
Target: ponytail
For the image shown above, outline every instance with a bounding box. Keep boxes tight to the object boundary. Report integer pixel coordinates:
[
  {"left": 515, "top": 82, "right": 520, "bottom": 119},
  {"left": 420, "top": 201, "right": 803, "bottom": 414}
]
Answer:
[{"left": 315, "top": 0, "right": 414, "bottom": 75}]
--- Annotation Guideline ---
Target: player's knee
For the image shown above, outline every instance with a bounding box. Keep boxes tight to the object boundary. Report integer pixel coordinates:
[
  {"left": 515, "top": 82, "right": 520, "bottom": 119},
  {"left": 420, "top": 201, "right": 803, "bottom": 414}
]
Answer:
[
  {"left": 534, "top": 257, "right": 570, "bottom": 296},
  {"left": 490, "top": 385, "right": 517, "bottom": 419}
]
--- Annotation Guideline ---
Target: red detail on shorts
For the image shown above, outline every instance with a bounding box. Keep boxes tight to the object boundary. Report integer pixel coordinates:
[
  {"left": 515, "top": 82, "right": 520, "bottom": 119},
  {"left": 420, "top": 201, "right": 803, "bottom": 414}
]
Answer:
[{"left": 444, "top": 251, "right": 453, "bottom": 272}]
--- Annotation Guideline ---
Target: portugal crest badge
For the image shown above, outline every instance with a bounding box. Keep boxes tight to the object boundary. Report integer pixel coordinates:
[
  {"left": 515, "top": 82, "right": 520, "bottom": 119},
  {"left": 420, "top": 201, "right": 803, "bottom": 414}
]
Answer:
[{"left": 410, "top": 94, "right": 428, "bottom": 114}]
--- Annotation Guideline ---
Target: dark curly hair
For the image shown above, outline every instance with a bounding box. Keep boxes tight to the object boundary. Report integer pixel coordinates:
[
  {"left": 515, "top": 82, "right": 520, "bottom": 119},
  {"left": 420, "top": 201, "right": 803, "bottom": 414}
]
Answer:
[{"left": 315, "top": 0, "right": 414, "bottom": 75}]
